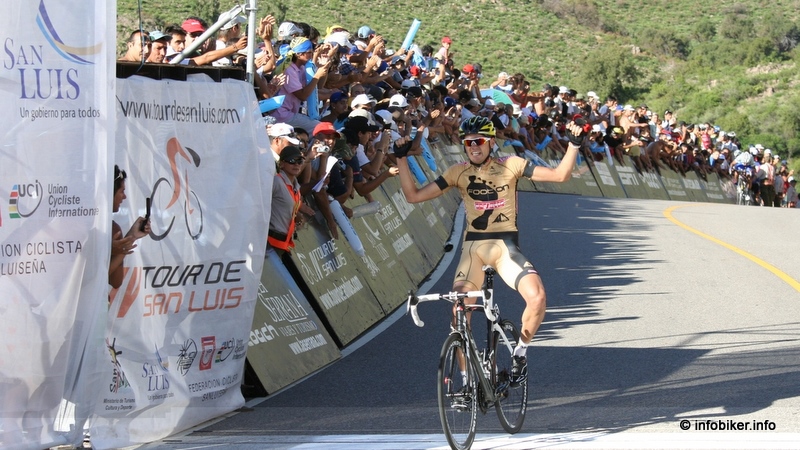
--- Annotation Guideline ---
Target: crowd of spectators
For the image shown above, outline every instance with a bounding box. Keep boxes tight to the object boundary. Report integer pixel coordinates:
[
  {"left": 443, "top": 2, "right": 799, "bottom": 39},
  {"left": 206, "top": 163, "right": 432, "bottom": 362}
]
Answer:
[{"left": 118, "top": 12, "right": 798, "bottom": 211}]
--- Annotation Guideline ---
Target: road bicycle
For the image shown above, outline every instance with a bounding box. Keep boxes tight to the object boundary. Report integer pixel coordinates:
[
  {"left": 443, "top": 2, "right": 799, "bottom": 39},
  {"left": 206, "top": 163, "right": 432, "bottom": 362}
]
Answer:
[
  {"left": 406, "top": 266, "right": 527, "bottom": 450},
  {"left": 736, "top": 169, "right": 754, "bottom": 206}
]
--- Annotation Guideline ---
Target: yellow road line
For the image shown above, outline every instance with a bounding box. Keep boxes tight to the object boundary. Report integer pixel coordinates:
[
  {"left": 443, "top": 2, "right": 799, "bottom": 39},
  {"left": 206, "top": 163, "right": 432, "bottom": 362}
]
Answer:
[{"left": 663, "top": 204, "right": 800, "bottom": 293}]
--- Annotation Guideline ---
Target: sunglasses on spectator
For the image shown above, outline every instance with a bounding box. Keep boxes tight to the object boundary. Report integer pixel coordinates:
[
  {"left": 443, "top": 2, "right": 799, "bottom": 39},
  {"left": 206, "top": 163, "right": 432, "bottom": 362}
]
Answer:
[
  {"left": 283, "top": 157, "right": 305, "bottom": 165},
  {"left": 463, "top": 137, "right": 490, "bottom": 147},
  {"left": 115, "top": 170, "right": 127, "bottom": 181}
]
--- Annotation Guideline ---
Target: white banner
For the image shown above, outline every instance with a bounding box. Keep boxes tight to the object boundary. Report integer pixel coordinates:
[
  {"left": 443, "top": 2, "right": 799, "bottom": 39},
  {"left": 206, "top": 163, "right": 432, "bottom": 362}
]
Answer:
[
  {"left": 0, "top": 1, "right": 114, "bottom": 449},
  {"left": 89, "top": 75, "right": 271, "bottom": 448}
]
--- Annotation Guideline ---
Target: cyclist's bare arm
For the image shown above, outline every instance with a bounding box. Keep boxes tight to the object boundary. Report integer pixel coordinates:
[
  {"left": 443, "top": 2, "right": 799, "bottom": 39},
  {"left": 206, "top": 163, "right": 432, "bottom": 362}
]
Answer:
[
  {"left": 396, "top": 157, "right": 444, "bottom": 203},
  {"left": 530, "top": 123, "right": 583, "bottom": 183}
]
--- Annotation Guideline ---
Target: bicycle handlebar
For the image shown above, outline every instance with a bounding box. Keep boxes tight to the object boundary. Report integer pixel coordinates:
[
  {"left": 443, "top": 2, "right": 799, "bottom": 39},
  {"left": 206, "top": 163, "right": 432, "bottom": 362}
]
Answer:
[{"left": 406, "top": 289, "right": 494, "bottom": 328}]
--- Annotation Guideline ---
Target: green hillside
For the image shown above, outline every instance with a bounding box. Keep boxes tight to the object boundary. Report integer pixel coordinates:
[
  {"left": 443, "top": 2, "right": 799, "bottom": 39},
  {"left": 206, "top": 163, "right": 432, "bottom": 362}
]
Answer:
[{"left": 118, "top": 0, "right": 800, "bottom": 168}]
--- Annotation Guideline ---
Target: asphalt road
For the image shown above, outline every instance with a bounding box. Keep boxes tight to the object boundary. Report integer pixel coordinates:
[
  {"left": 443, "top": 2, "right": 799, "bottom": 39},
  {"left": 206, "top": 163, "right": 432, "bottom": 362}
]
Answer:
[{"left": 140, "top": 193, "right": 800, "bottom": 449}]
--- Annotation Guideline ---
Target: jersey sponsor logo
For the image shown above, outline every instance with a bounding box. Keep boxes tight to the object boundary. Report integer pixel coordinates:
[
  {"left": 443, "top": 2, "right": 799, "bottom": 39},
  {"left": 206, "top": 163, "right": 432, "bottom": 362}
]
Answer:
[
  {"left": 492, "top": 213, "right": 510, "bottom": 223},
  {"left": 475, "top": 199, "right": 506, "bottom": 210}
]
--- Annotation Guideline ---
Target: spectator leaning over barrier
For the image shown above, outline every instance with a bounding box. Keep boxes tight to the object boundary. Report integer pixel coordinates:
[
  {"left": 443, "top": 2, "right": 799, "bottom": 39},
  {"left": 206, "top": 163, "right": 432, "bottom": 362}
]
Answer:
[
  {"left": 213, "top": 14, "right": 246, "bottom": 66},
  {"left": 170, "top": 17, "right": 249, "bottom": 66},
  {"left": 164, "top": 25, "right": 187, "bottom": 60},
  {"left": 341, "top": 116, "right": 399, "bottom": 201},
  {"left": 271, "top": 37, "right": 333, "bottom": 131},
  {"left": 395, "top": 115, "right": 587, "bottom": 387},
  {"left": 603, "top": 126, "right": 625, "bottom": 165},
  {"left": 119, "top": 30, "right": 150, "bottom": 62},
  {"left": 146, "top": 31, "right": 171, "bottom": 64},
  {"left": 182, "top": 18, "right": 211, "bottom": 55},
  {"left": 267, "top": 145, "right": 311, "bottom": 254}
]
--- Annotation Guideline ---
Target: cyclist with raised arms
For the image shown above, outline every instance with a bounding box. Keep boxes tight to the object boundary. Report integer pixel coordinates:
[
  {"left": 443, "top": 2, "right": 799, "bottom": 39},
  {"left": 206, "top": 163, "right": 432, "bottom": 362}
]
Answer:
[{"left": 395, "top": 115, "right": 585, "bottom": 384}]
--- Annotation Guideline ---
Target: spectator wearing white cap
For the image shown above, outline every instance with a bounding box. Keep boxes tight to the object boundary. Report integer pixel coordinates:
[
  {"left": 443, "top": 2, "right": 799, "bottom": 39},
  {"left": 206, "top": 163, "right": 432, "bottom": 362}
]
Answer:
[
  {"left": 267, "top": 122, "right": 301, "bottom": 163},
  {"left": 213, "top": 14, "right": 246, "bottom": 66},
  {"left": 491, "top": 72, "right": 513, "bottom": 92}
]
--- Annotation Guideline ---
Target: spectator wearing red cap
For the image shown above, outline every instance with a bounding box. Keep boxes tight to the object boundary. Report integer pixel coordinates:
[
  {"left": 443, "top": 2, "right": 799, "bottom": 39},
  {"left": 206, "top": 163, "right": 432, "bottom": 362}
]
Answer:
[
  {"left": 167, "top": 17, "right": 249, "bottom": 66},
  {"left": 434, "top": 36, "right": 452, "bottom": 65}
]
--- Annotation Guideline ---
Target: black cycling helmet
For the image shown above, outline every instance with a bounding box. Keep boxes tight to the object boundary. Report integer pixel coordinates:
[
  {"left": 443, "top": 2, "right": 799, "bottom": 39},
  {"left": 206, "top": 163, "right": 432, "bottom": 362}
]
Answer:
[{"left": 459, "top": 116, "right": 496, "bottom": 138}]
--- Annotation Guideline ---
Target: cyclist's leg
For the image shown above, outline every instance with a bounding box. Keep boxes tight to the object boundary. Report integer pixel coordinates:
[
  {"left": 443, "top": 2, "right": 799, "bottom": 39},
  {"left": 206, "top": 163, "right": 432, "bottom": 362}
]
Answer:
[
  {"left": 452, "top": 240, "right": 490, "bottom": 318},
  {"left": 494, "top": 240, "right": 545, "bottom": 347},
  {"left": 450, "top": 241, "right": 485, "bottom": 374}
]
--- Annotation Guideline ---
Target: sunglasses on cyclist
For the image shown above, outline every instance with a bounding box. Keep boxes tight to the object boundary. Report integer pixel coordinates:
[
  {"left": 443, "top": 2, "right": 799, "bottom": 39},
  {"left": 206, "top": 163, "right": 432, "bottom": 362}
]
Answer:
[{"left": 462, "top": 137, "right": 490, "bottom": 147}]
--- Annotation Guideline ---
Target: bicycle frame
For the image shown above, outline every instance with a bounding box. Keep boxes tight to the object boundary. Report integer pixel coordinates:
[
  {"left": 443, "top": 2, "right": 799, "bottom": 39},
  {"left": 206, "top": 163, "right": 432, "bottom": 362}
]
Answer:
[{"left": 407, "top": 267, "right": 515, "bottom": 408}]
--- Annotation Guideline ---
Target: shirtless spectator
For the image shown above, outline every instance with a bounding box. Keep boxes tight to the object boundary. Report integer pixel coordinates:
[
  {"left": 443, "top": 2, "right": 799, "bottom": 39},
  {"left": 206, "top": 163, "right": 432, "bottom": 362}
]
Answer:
[{"left": 119, "top": 30, "right": 150, "bottom": 62}]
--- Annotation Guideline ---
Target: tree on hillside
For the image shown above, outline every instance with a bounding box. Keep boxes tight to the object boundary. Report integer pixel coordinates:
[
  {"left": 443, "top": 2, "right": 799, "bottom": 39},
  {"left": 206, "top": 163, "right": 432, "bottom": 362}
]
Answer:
[
  {"left": 718, "top": 5, "right": 754, "bottom": 41},
  {"left": 575, "top": 46, "right": 640, "bottom": 100}
]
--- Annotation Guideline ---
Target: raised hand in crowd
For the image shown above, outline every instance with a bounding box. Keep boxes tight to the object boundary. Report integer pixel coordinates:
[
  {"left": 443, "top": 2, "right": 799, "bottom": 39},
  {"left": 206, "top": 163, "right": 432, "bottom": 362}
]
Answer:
[{"left": 257, "top": 15, "right": 276, "bottom": 41}]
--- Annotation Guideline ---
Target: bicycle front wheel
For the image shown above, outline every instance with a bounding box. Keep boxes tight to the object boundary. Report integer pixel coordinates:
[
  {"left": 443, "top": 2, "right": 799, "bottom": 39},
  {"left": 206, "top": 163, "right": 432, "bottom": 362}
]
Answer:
[
  {"left": 438, "top": 333, "right": 477, "bottom": 450},
  {"left": 493, "top": 320, "right": 528, "bottom": 433}
]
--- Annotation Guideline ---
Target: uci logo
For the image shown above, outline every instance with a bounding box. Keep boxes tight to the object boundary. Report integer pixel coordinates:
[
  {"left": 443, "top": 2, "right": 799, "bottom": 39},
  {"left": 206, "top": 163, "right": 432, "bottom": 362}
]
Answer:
[
  {"left": 148, "top": 138, "right": 205, "bottom": 241},
  {"left": 8, "top": 181, "right": 43, "bottom": 219}
]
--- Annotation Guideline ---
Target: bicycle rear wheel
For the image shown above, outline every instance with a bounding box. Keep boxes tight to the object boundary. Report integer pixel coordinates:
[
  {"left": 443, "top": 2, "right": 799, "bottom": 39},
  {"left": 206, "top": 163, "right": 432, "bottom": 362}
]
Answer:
[
  {"left": 493, "top": 320, "right": 528, "bottom": 433},
  {"left": 438, "top": 333, "right": 477, "bottom": 450}
]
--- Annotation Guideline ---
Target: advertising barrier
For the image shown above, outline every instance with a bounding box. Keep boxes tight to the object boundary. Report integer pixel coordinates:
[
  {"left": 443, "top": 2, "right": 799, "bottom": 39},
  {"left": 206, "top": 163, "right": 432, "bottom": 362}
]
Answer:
[
  {"left": 680, "top": 171, "right": 709, "bottom": 203},
  {"left": 590, "top": 160, "right": 627, "bottom": 198},
  {"left": 247, "top": 250, "right": 340, "bottom": 394},
  {"left": 290, "top": 205, "right": 387, "bottom": 346}
]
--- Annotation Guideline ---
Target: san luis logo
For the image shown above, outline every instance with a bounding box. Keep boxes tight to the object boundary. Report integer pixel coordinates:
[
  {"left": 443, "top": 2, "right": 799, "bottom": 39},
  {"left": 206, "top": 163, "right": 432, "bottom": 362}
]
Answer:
[
  {"left": 35, "top": 0, "right": 102, "bottom": 65},
  {"left": 4, "top": 0, "right": 103, "bottom": 101}
]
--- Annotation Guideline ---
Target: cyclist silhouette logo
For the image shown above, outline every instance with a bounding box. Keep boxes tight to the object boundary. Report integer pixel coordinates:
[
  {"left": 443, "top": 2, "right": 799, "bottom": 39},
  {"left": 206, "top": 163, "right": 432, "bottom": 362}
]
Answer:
[{"left": 149, "top": 137, "right": 204, "bottom": 241}]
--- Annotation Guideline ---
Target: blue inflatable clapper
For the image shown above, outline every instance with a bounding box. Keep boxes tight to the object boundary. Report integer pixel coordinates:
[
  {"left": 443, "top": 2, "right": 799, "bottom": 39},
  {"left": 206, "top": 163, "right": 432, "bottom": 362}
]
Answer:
[
  {"left": 535, "top": 135, "right": 551, "bottom": 151},
  {"left": 420, "top": 139, "right": 438, "bottom": 172},
  {"left": 401, "top": 19, "right": 421, "bottom": 50},
  {"left": 524, "top": 150, "right": 552, "bottom": 168},
  {"left": 259, "top": 95, "right": 285, "bottom": 114},
  {"left": 406, "top": 155, "right": 427, "bottom": 184}
]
